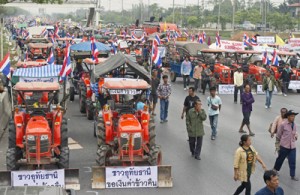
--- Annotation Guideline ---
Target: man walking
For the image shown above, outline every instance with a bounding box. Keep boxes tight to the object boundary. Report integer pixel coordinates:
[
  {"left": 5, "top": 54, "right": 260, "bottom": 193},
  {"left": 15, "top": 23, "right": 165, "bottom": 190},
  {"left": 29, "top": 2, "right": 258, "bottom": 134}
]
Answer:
[
  {"left": 255, "top": 170, "right": 284, "bottom": 195},
  {"left": 273, "top": 110, "right": 299, "bottom": 181},
  {"left": 157, "top": 75, "right": 172, "bottom": 123},
  {"left": 186, "top": 100, "right": 207, "bottom": 160},
  {"left": 193, "top": 62, "right": 203, "bottom": 92},
  {"left": 202, "top": 65, "right": 212, "bottom": 95},
  {"left": 262, "top": 70, "right": 276, "bottom": 109},
  {"left": 207, "top": 86, "right": 222, "bottom": 140},
  {"left": 234, "top": 67, "right": 244, "bottom": 104},
  {"left": 280, "top": 64, "right": 292, "bottom": 97},
  {"left": 181, "top": 87, "right": 199, "bottom": 119},
  {"left": 270, "top": 108, "right": 288, "bottom": 153},
  {"left": 150, "top": 70, "right": 160, "bottom": 116},
  {"left": 181, "top": 56, "right": 192, "bottom": 90}
]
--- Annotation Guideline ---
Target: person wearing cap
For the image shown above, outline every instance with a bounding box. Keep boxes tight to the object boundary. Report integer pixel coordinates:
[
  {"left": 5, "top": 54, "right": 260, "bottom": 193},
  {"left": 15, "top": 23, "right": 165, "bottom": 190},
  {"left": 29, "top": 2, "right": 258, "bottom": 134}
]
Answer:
[
  {"left": 273, "top": 110, "right": 299, "bottom": 181},
  {"left": 234, "top": 67, "right": 244, "bottom": 104}
]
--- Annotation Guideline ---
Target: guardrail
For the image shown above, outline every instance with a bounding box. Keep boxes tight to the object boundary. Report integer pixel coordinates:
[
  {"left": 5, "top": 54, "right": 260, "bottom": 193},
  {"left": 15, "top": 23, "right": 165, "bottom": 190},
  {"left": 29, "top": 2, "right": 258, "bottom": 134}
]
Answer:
[{"left": 0, "top": 89, "right": 11, "bottom": 131}]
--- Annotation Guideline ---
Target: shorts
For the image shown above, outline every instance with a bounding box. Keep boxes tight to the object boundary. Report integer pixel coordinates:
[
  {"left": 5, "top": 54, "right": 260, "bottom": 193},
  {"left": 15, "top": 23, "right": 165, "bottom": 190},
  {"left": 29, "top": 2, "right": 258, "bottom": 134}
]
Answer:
[
  {"left": 242, "top": 111, "right": 251, "bottom": 125},
  {"left": 149, "top": 94, "right": 158, "bottom": 104}
]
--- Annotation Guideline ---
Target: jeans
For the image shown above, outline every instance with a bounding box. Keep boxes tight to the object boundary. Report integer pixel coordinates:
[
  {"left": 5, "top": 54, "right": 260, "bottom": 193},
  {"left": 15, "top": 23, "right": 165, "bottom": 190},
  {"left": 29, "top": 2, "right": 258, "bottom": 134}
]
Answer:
[
  {"left": 160, "top": 99, "right": 169, "bottom": 121},
  {"left": 265, "top": 90, "right": 273, "bottom": 107},
  {"left": 183, "top": 75, "right": 190, "bottom": 88},
  {"left": 233, "top": 175, "right": 251, "bottom": 195},
  {"left": 274, "top": 146, "right": 296, "bottom": 177},
  {"left": 282, "top": 81, "right": 289, "bottom": 94},
  {"left": 189, "top": 136, "right": 203, "bottom": 158},
  {"left": 194, "top": 78, "right": 201, "bottom": 91},
  {"left": 209, "top": 114, "right": 219, "bottom": 137},
  {"left": 202, "top": 80, "right": 210, "bottom": 94},
  {"left": 234, "top": 86, "right": 243, "bottom": 103}
]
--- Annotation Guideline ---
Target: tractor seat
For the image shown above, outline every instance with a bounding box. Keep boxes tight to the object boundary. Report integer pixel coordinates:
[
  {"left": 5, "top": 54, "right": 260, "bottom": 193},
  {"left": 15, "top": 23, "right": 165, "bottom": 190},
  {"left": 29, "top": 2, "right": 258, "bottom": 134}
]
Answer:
[{"left": 30, "top": 109, "right": 47, "bottom": 117}]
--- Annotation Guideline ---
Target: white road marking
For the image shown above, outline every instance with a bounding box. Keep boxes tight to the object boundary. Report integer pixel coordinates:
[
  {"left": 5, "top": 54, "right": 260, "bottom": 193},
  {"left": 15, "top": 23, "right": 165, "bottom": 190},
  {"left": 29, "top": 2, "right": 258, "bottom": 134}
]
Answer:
[
  {"left": 86, "top": 191, "right": 98, "bottom": 195},
  {"left": 68, "top": 138, "right": 77, "bottom": 144},
  {"left": 83, "top": 166, "right": 92, "bottom": 172},
  {"left": 68, "top": 137, "right": 83, "bottom": 150}
]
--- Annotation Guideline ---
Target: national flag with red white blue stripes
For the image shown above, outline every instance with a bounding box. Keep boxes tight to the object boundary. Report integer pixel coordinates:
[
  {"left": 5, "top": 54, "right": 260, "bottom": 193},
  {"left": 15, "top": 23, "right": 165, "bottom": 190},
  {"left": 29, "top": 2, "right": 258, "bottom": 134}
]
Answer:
[
  {"left": 47, "top": 49, "right": 55, "bottom": 65},
  {"left": 216, "top": 31, "right": 221, "bottom": 47},
  {"left": 59, "top": 43, "right": 72, "bottom": 81},
  {"left": 0, "top": 53, "right": 11, "bottom": 79},
  {"left": 91, "top": 37, "right": 99, "bottom": 64},
  {"left": 271, "top": 49, "right": 279, "bottom": 66},
  {"left": 262, "top": 51, "right": 270, "bottom": 65}
]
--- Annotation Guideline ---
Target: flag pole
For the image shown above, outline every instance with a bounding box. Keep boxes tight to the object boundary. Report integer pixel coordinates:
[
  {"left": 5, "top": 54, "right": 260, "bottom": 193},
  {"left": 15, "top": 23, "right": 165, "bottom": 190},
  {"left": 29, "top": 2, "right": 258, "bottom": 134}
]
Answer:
[
  {"left": 150, "top": 40, "right": 154, "bottom": 78},
  {"left": 10, "top": 80, "right": 14, "bottom": 113}
]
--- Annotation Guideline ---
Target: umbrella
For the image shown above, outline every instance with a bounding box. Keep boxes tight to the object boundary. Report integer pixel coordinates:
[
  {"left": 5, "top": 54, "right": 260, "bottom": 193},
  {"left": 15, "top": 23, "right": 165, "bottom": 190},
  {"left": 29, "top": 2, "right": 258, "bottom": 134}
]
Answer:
[{"left": 70, "top": 41, "right": 111, "bottom": 51}]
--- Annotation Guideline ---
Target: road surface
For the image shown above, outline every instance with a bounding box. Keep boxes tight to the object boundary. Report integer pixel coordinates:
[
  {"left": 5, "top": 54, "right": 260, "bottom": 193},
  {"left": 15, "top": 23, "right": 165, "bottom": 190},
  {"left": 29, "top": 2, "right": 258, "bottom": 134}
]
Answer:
[{"left": 1, "top": 78, "right": 300, "bottom": 195}]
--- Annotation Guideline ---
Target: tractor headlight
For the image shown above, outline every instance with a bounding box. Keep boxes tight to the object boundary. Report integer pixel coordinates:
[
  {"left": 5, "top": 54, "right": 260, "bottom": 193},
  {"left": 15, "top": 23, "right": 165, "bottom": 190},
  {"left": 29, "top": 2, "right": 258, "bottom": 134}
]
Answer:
[
  {"left": 40, "top": 135, "right": 49, "bottom": 141},
  {"left": 133, "top": 133, "right": 141, "bottom": 138},
  {"left": 121, "top": 133, "right": 129, "bottom": 139},
  {"left": 27, "top": 135, "right": 35, "bottom": 141}
]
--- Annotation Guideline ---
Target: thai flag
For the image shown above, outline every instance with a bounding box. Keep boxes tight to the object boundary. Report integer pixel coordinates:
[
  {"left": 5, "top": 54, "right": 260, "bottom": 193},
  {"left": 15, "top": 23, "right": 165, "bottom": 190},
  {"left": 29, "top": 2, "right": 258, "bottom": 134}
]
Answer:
[
  {"left": 47, "top": 49, "right": 55, "bottom": 65},
  {"left": 49, "top": 35, "right": 55, "bottom": 44},
  {"left": 140, "top": 35, "right": 145, "bottom": 43},
  {"left": 183, "top": 29, "right": 189, "bottom": 37},
  {"left": 143, "top": 32, "right": 148, "bottom": 37},
  {"left": 271, "top": 49, "right": 279, "bottom": 66},
  {"left": 66, "top": 33, "right": 71, "bottom": 38},
  {"left": 24, "top": 31, "right": 30, "bottom": 40},
  {"left": 111, "top": 43, "right": 117, "bottom": 54},
  {"left": 151, "top": 42, "right": 162, "bottom": 68},
  {"left": 191, "top": 35, "right": 195, "bottom": 42},
  {"left": 59, "top": 43, "right": 72, "bottom": 81},
  {"left": 54, "top": 23, "right": 60, "bottom": 39},
  {"left": 0, "top": 53, "right": 11, "bottom": 79},
  {"left": 174, "top": 31, "right": 180, "bottom": 38},
  {"left": 216, "top": 31, "right": 221, "bottom": 47},
  {"left": 40, "top": 28, "right": 48, "bottom": 37},
  {"left": 250, "top": 36, "right": 258, "bottom": 46},
  {"left": 203, "top": 31, "right": 206, "bottom": 41},
  {"left": 154, "top": 34, "right": 161, "bottom": 45},
  {"left": 198, "top": 33, "right": 203, "bottom": 44},
  {"left": 91, "top": 37, "right": 99, "bottom": 63},
  {"left": 131, "top": 33, "right": 138, "bottom": 40},
  {"left": 262, "top": 51, "right": 269, "bottom": 65},
  {"left": 243, "top": 33, "right": 250, "bottom": 47},
  {"left": 71, "top": 34, "right": 75, "bottom": 39}
]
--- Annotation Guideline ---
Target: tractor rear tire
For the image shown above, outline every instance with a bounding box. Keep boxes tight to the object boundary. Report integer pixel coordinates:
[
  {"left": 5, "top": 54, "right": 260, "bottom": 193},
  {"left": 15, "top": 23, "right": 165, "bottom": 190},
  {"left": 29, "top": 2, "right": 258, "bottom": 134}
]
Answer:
[
  {"left": 148, "top": 145, "right": 162, "bottom": 166},
  {"left": 8, "top": 120, "right": 16, "bottom": 148},
  {"left": 6, "top": 148, "right": 20, "bottom": 170},
  {"left": 96, "top": 119, "right": 106, "bottom": 147},
  {"left": 96, "top": 145, "right": 112, "bottom": 166},
  {"left": 69, "top": 87, "right": 75, "bottom": 101},
  {"left": 149, "top": 122, "right": 156, "bottom": 147},
  {"left": 93, "top": 110, "right": 98, "bottom": 137},
  {"left": 57, "top": 147, "right": 69, "bottom": 169},
  {"left": 297, "top": 89, "right": 300, "bottom": 93},
  {"left": 170, "top": 71, "right": 176, "bottom": 82},
  {"left": 61, "top": 118, "right": 68, "bottom": 147},
  {"left": 86, "top": 102, "right": 94, "bottom": 120},
  {"left": 79, "top": 95, "right": 86, "bottom": 114}
]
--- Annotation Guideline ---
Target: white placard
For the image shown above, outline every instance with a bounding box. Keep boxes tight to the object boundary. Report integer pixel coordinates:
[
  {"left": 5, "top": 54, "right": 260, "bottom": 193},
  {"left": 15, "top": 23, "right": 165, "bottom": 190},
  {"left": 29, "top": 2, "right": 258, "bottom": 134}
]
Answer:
[
  {"left": 257, "top": 36, "right": 275, "bottom": 44},
  {"left": 106, "top": 166, "right": 158, "bottom": 188},
  {"left": 109, "top": 89, "right": 143, "bottom": 95},
  {"left": 289, "top": 38, "right": 300, "bottom": 48},
  {"left": 257, "top": 85, "right": 278, "bottom": 94},
  {"left": 11, "top": 169, "right": 65, "bottom": 187},
  {"left": 218, "top": 85, "right": 235, "bottom": 94},
  {"left": 288, "top": 81, "right": 300, "bottom": 90},
  {"left": 20, "top": 77, "right": 59, "bottom": 83},
  {"left": 158, "top": 47, "right": 166, "bottom": 58}
]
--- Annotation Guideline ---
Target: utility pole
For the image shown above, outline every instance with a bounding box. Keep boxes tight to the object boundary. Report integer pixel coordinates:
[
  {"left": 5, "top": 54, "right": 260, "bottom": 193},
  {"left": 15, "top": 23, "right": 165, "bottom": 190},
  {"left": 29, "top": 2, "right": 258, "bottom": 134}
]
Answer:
[
  {"left": 217, "top": 0, "right": 221, "bottom": 29},
  {"left": 140, "top": 0, "right": 143, "bottom": 22},
  {"left": 232, "top": 0, "right": 235, "bottom": 33},
  {"left": 172, "top": 0, "right": 175, "bottom": 23},
  {"left": 108, "top": 0, "right": 111, "bottom": 11},
  {"left": 148, "top": 0, "right": 150, "bottom": 18},
  {"left": 1, "top": 18, "right": 3, "bottom": 60},
  {"left": 122, "top": 0, "right": 124, "bottom": 16},
  {"left": 198, "top": 0, "right": 200, "bottom": 17}
]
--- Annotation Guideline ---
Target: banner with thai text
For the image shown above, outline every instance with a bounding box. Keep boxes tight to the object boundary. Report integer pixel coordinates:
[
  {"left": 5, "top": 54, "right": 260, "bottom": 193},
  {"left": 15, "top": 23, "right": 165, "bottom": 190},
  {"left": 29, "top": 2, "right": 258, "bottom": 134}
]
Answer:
[
  {"left": 20, "top": 77, "right": 58, "bottom": 83},
  {"left": 218, "top": 85, "right": 235, "bottom": 94}
]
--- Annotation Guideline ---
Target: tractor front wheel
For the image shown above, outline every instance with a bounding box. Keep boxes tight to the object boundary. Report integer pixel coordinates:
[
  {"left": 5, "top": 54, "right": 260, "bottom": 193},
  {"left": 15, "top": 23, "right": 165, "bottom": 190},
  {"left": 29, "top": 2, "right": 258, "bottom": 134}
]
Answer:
[
  {"left": 149, "top": 122, "right": 156, "bottom": 147},
  {"left": 69, "top": 87, "right": 75, "bottom": 101},
  {"left": 96, "top": 145, "right": 112, "bottom": 166},
  {"left": 79, "top": 95, "right": 86, "bottom": 113},
  {"left": 86, "top": 102, "right": 94, "bottom": 120},
  {"left": 57, "top": 147, "right": 69, "bottom": 169},
  {"left": 148, "top": 145, "right": 162, "bottom": 166},
  {"left": 6, "top": 148, "right": 20, "bottom": 170},
  {"left": 8, "top": 120, "right": 16, "bottom": 148},
  {"left": 61, "top": 118, "right": 68, "bottom": 147},
  {"left": 96, "top": 119, "right": 105, "bottom": 147}
]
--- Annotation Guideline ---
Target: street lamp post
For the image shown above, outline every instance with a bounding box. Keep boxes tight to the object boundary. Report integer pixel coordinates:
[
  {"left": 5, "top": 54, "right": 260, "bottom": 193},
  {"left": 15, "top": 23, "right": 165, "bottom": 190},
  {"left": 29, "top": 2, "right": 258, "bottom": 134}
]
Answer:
[
  {"left": 217, "top": 0, "right": 221, "bottom": 29},
  {"left": 232, "top": 0, "right": 235, "bottom": 33},
  {"left": 173, "top": 0, "right": 175, "bottom": 24}
]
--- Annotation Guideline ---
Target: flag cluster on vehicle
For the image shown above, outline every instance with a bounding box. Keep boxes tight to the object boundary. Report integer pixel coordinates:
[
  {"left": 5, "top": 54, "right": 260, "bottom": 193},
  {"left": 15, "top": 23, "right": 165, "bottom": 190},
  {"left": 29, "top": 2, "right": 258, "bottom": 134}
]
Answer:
[
  {"left": 54, "top": 22, "right": 60, "bottom": 39},
  {"left": 0, "top": 53, "right": 11, "bottom": 79},
  {"left": 59, "top": 43, "right": 72, "bottom": 81},
  {"left": 131, "top": 33, "right": 145, "bottom": 43},
  {"left": 198, "top": 32, "right": 206, "bottom": 44},
  {"left": 262, "top": 51, "right": 270, "bottom": 65},
  {"left": 40, "top": 28, "right": 48, "bottom": 38},
  {"left": 91, "top": 36, "right": 99, "bottom": 64},
  {"left": 47, "top": 49, "right": 55, "bottom": 66},
  {"left": 243, "top": 33, "right": 258, "bottom": 46},
  {"left": 271, "top": 49, "right": 279, "bottom": 66},
  {"left": 215, "top": 31, "right": 221, "bottom": 47},
  {"left": 151, "top": 34, "right": 162, "bottom": 68}
]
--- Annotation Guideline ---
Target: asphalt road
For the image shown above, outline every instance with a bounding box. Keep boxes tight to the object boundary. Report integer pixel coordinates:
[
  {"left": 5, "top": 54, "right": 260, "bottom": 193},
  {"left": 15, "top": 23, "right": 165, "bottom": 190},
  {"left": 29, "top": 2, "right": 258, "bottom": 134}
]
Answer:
[{"left": 1, "top": 78, "right": 300, "bottom": 195}]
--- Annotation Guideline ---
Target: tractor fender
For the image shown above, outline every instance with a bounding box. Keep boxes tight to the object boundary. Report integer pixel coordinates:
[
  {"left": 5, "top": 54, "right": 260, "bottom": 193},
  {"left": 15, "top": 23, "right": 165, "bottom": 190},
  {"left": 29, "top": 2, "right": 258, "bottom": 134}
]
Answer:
[
  {"left": 52, "top": 110, "right": 63, "bottom": 147},
  {"left": 15, "top": 112, "right": 26, "bottom": 148},
  {"left": 140, "top": 111, "right": 150, "bottom": 142},
  {"left": 102, "top": 110, "right": 113, "bottom": 143}
]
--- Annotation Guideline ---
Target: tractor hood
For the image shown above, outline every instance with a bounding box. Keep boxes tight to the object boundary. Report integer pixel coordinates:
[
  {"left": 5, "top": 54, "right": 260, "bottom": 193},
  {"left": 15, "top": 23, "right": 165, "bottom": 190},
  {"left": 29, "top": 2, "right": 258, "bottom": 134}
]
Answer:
[
  {"left": 118, "top": 114, "right": 141, "bottom": 132},
  {"left": 26, "top": 116, "right": 50, "bottom": 134}
]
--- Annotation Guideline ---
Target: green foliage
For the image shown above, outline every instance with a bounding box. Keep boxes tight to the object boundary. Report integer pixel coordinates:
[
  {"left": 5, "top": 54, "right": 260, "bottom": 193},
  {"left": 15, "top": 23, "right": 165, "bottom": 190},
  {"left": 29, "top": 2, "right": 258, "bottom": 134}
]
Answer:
[{"left": 187, "top": 16, "right": 198, "bottom": 27}]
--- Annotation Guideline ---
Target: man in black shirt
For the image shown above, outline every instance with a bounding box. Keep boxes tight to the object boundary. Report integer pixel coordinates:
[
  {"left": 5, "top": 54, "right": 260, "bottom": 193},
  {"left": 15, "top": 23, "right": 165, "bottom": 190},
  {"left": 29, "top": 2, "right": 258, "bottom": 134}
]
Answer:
[
  {"left": 181, "top": 87, "right": 200, "bottom": 119},
  {"left": 150, "top": 70, "right": 160, "bottom": 116}
]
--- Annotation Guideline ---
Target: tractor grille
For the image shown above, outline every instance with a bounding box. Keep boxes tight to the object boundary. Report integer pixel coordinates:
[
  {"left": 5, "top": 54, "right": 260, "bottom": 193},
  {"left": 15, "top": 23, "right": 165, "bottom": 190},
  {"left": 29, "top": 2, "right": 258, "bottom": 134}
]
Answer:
[
  {"left": 120, "top": 137, "right": 142, "bottom": 150},
  {"left": 28, "top": 139, "right": 50, "bottom": 153}
]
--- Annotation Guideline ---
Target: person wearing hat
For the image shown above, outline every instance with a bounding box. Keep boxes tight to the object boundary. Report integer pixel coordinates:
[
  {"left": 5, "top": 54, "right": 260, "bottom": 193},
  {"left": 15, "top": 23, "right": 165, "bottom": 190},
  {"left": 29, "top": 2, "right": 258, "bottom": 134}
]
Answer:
[
  {"left": 273, "top": 110, "right": 299, "bottom": 181},
  {"left": 234, "top": 67, "right": 244, "bottom": 104}
]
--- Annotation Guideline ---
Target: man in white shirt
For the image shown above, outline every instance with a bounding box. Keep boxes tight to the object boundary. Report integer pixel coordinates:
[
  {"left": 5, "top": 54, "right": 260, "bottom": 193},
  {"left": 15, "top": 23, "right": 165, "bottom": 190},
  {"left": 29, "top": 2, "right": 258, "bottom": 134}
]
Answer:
[
  {"left": 234, "top": 67, "right": 244, "bottom": 104},
  {"left": 207, "top": 86, "right": 222, "bottom": 140}
]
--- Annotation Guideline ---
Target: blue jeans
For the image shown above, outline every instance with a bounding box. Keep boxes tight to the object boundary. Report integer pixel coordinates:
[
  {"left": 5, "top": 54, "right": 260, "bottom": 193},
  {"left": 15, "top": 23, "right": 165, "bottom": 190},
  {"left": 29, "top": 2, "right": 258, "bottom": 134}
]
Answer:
[
  {"left": 160, "top": 99, "right": 169, "bottom": 121},
  {"left": 209, "top": 114, "right": 219, "bottom": 137},
  {"left": 265, "top": 90, "right": 273, "bottom": 107},
  {"left": 274, "top": 146, "right": 296, "bottom": 177}
]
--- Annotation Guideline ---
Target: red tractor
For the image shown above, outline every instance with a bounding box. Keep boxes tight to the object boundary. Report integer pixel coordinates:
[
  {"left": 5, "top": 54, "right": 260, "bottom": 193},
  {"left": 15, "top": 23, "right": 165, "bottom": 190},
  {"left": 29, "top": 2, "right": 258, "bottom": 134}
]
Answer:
[
  {"left": 6, "top": 82, "right": 69, "bottom": 170},
  {"left": 95, "top": 79, "right": 160, "bottom": 166}
]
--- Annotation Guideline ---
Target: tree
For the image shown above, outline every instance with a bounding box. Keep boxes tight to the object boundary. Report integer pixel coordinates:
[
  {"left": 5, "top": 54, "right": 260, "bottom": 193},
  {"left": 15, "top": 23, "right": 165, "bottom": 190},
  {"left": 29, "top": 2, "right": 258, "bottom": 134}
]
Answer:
[{"left": 187, "top": 16, "right": 198, "bottom": 27}]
